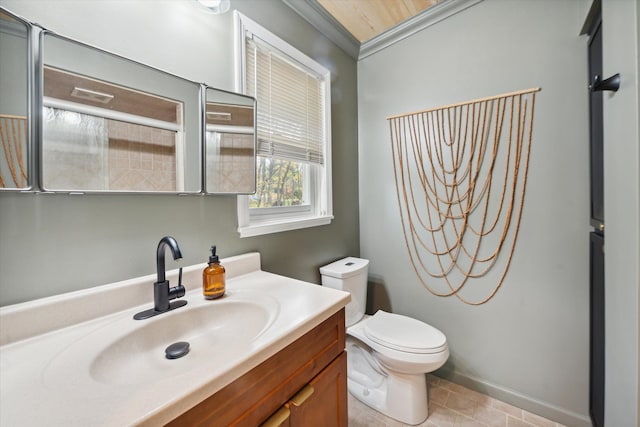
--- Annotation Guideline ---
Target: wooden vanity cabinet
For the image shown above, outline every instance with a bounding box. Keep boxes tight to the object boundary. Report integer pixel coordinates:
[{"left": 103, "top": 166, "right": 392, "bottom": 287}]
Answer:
[{"left": 167, "top": 309, "right": 347, "bottom": 427}]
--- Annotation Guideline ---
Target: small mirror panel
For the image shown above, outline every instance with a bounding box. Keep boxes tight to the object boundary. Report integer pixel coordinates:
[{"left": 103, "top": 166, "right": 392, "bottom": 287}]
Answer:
[
  {"left": 40, "top": 32, "right": 201, "bottom": 193},
  {"left": 204, "top": 87, "right": 256, "bottom": 194},
  {"left": 0, "top": 9, "right": 31, "bottom": 191}
]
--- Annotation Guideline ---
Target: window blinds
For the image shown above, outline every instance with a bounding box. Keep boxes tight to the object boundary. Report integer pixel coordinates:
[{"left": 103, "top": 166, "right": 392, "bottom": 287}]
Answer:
[{"left": 245, "top": 35, "right": 325, "bottom": 165}]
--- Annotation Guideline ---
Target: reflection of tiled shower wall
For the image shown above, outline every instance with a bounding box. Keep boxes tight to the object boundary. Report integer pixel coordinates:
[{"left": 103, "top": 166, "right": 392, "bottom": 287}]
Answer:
[
  {"left": 107, "top": 120, "right": 176, "bottom": 191},
  {"left": 207, "top": 133, "right": 254, "bottom": 192},
  {"left": 42, "top": 141, "right": 108, "bottom": 190}
]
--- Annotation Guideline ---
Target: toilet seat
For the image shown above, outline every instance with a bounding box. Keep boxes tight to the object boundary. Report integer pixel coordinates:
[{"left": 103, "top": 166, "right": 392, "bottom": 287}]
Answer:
[{"left": 364, "top": 310, "right": 447, "bottom": 354}]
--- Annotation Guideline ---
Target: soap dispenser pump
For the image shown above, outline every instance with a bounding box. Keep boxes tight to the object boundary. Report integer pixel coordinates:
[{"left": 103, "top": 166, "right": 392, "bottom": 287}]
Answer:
[{"left": 203, "top": 245, "right": 225, "bottom": 299}]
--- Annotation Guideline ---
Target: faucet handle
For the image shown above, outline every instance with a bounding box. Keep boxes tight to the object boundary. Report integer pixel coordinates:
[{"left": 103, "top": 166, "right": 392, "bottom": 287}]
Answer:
[{"left": 169, "top": 267, "right": 186, "bottom": 300}]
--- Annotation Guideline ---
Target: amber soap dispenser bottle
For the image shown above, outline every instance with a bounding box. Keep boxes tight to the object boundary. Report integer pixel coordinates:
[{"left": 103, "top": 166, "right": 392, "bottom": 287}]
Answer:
[{"left": 203, "top": 245, "right": 225, "bottom": 299}]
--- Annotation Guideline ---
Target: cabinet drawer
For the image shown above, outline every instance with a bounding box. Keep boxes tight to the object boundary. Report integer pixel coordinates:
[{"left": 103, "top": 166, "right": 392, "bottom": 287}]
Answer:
[{"left": 167, "top": 308, "right": 345, "bottom": 426}]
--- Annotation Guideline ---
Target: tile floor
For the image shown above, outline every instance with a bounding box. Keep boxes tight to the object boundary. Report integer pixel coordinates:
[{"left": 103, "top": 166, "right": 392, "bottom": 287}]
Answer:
[{"left": 348, "top": 374, "right": 566, "bottom": 427}]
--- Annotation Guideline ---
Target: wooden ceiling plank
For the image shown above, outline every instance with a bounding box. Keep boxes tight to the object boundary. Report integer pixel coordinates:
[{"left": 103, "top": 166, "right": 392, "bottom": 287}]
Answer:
[{"left": 317, "top": 0, "right": 442, "bottom": 43}]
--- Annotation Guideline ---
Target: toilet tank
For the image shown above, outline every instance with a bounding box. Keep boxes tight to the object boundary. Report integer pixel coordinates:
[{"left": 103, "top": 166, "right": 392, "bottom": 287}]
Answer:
[{"left": 320, "top": 257, "right": 369, "bottom": 327}]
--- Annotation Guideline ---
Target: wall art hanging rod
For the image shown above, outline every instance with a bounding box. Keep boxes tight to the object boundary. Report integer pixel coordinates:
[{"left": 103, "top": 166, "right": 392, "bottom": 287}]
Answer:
[{"left": 386, "top": 87, "right": 541, "bottom": 120}]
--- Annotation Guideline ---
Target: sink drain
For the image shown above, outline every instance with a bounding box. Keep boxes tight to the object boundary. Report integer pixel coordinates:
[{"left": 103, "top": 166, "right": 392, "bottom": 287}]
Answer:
[{"left": 165, "top": 341, "right": 190, "bottom": 359}]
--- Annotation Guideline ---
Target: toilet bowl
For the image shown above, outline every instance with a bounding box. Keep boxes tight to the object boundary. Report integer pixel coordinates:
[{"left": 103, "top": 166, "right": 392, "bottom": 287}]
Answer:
[{"left": 320, "top": 257, "right": 449, "bottom": 425}]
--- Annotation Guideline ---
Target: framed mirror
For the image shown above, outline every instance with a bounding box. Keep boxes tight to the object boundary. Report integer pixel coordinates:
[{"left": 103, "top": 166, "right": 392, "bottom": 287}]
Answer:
[
  {"left": 0, "top": 8, "right": 31, "bottom": 191},
  {"left": 40, "top": 32, "right": 201, "bottom": 193},
  {"left": 204, "top": 86, "right": 256, "bottom": 194}
]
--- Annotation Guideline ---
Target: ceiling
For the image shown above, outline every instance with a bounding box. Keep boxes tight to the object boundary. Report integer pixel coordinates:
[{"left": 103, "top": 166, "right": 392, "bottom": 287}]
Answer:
[{"left": 315, "top": 0, "right": 444, "bottom": 43}]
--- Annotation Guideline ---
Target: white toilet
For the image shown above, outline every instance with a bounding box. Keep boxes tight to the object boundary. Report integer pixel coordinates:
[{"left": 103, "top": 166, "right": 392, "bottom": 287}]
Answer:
[{"left": 320, "top": 257, "right": 449, "bottom": 425}]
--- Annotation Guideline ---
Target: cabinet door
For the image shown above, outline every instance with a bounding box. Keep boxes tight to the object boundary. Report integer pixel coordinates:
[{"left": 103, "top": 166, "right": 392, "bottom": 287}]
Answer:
[{"left": 287, "top": 351, "right": 348, "bottom": 427}]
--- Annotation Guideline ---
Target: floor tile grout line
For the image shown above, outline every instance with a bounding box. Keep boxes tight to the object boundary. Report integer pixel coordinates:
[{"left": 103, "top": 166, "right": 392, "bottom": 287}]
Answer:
[{"left": 349, "top": 375, "right": 564, "bottom": 427}]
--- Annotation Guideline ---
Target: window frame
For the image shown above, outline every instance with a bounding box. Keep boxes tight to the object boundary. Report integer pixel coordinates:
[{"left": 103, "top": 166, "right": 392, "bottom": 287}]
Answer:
[{"left": 234, "top": 11, "right": 333, "bottom": 238}]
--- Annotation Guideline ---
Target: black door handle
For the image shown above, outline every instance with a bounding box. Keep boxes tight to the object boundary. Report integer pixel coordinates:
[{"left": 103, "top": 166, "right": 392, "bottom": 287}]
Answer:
[{"left": 589, "top": 73, "right": 620, "bottom": 92}]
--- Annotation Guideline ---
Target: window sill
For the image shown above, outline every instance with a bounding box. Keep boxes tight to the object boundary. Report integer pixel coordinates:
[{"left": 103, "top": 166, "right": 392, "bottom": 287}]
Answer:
[{"left": 238, "top": 215, "right": 333, "bottom": 238}]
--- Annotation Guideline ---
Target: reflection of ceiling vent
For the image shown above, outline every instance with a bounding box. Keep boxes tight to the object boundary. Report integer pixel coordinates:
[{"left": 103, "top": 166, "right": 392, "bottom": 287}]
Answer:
[
  {"left": 207, "top": 111, "right": 232, "bottom": 121},
  {"left": 70, "top": 87, "right": 114, "bottom": 104}
]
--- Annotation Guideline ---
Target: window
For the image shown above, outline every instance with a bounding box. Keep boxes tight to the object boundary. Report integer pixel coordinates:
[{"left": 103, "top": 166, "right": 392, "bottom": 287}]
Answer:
[{"left": 235, "top": 12, "right": 332, "bottom": 237}]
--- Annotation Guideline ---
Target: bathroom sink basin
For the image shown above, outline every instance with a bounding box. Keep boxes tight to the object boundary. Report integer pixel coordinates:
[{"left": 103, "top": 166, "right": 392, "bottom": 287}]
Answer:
[{"left": 44, "top": 291, "right": 279, "bottom": 387}]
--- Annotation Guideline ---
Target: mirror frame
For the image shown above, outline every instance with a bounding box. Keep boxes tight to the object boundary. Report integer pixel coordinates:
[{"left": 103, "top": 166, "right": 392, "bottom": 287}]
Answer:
[
  {"left": 0, "top": 7, "right": 34, "bottom": 192},
  {"left": 202, "top": 84, "right": 257, "bottom": 195}
]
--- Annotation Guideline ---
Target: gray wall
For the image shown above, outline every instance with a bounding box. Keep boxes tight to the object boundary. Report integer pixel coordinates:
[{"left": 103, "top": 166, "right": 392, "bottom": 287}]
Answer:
[
  {"left": 602, "top": 0, "right": 639, "bottom": 425},
  {"left": 358, "top": 0, "right": 591, "bottom": 425},
  {"left": 0, "top": 0, "right": 360, "bottom": 305}
]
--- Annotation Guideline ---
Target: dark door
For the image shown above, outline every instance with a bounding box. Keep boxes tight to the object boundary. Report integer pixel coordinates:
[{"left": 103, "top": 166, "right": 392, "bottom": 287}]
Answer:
[
  {"left": 586, "top": 2, "right": 605, "bottom": 426},
  {"left": 589, "top": 231, "right": 605, "bottom": 427},
  {"left": 588, "top": 18, "right": 604, "bottom": 228}
]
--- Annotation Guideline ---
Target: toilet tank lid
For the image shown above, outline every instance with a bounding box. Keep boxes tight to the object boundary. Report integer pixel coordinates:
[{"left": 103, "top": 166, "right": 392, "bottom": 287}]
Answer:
[{"left": 319, "top": 257, "right": 369, "bottom": 279}]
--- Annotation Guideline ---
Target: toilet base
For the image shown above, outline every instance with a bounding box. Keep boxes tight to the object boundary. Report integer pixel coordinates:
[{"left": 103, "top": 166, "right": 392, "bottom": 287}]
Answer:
[{"left": 348, "top": 371, "right": 429, "bottom": 425}]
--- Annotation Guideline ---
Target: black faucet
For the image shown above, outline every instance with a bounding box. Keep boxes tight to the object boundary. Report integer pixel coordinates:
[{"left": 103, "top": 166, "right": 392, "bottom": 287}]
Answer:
[{"left": 134, "top": 236, "right": 188, "bottom": 320}]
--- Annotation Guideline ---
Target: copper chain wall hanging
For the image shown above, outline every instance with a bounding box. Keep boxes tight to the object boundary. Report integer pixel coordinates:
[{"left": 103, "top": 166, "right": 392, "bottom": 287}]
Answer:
[
  {"left": 0, "top": 114, "right": 28, "bottom": 188},
  {"left": 387, "top": 88, "right": 540, "bottom": 305}
]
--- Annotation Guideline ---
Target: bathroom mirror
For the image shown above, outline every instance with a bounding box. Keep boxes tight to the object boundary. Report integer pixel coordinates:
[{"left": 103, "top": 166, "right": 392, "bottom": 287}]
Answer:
[
  {"left": 40, "top": 32, "right": 201, "bottom": 193},
  {"left": 204, "top": 86, "right": 256, "bottom": 194},
  {"left": 0, "top": 9, "right": 31, "bottom": 191}
]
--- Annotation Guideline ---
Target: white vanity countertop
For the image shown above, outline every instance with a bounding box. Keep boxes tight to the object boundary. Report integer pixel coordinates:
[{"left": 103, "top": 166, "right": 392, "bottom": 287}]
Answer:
[{"left": 0, "top": 253, "right": 350, "bottom": 426}]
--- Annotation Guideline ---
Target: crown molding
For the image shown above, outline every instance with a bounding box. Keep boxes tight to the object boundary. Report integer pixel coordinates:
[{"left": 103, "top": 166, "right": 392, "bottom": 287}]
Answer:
[
  {"left": 359, "top": 0, "right": 484, "bottom": 60},
  {"left": 282, "top": 0, "right": 360, "bottom": 60},
  {"left": 282, "top": 0, "right": 483, "bottom": 62}
]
